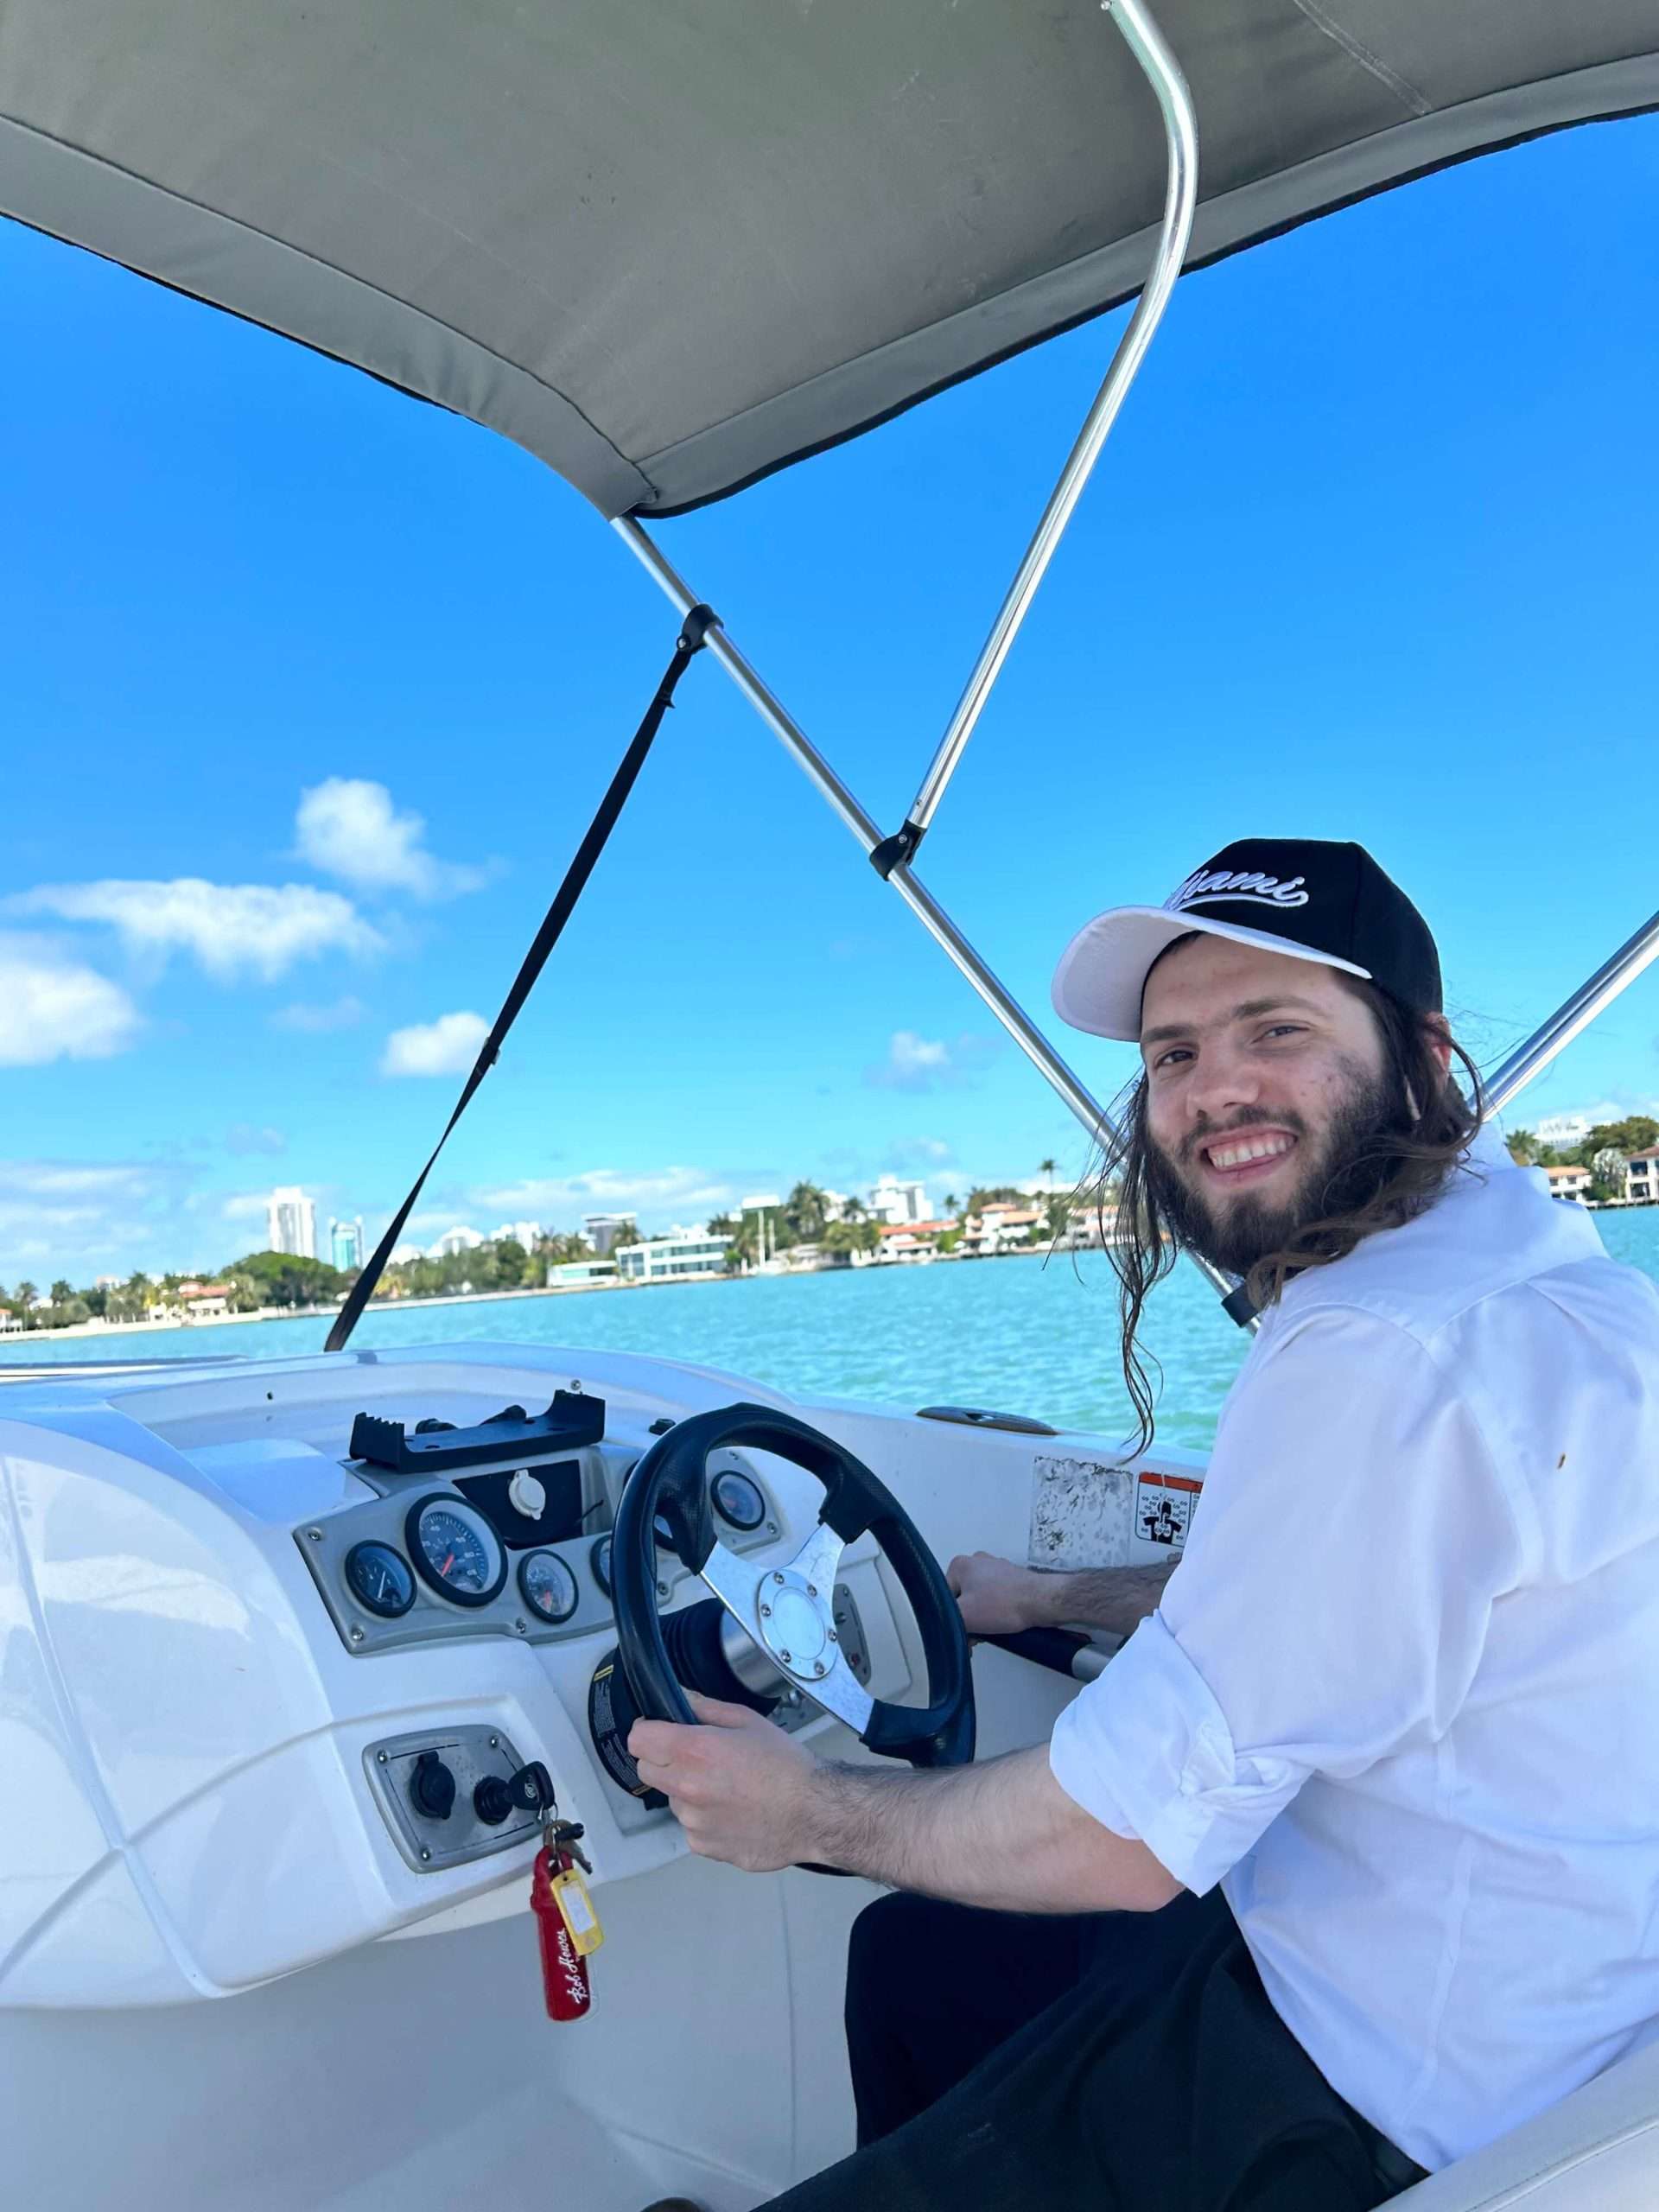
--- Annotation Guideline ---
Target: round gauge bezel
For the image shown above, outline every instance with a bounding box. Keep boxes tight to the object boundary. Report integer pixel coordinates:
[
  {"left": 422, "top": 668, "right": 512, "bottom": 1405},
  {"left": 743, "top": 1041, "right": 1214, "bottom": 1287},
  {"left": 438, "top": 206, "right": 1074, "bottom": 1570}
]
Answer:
[
  {"left": 404, "top": 1491, "right": 509, "bottom": 1608},
  {"left": 518, "top": 1548, "right": 581, "bottom": 1625},
  {"left": 711, "top": 1466, "right": 767, "bottom": 1533},
  {"left": 343, "top": 1539, "right": 416, "bottom": 1619},
  {"left": 590, "top": 1533, "right": 613, "bottom": 1598}
]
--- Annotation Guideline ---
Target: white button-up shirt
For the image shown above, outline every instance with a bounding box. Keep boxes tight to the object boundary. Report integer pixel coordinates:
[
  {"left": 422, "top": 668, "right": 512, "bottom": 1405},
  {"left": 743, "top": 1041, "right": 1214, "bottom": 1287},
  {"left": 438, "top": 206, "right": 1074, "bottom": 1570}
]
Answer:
[{"left": 1049, "top": 1126, "right": 1659, "bottom": 2171}]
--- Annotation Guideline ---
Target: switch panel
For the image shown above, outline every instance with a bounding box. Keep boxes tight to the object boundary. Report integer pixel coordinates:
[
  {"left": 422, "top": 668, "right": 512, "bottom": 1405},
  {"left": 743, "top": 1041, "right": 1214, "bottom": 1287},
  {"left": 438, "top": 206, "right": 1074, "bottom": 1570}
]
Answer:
[{"left": 365, "top": 1725, "right": 540, "bottom": 1872}]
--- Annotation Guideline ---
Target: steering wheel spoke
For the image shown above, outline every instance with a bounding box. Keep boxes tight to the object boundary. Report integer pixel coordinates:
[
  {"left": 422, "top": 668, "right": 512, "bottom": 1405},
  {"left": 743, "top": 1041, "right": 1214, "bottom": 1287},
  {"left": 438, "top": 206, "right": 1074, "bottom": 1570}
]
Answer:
[
  {"left": 799, "top": 1647, "right": 874, "bottom": 1734},
  {"left": 698, "top": 1537, "right": 771, "bottom": 1640},
  {"left": 785, "top": 1518, "right": 845, "bottom": 1599}
]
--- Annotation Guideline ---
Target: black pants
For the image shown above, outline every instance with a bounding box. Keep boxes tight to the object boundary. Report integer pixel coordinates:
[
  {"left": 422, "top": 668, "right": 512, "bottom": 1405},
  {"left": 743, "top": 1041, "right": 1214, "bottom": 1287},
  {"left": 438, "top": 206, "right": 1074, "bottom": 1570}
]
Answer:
[{"left": 760, "top": 1888, "right": 1427, "bottom": 2211}]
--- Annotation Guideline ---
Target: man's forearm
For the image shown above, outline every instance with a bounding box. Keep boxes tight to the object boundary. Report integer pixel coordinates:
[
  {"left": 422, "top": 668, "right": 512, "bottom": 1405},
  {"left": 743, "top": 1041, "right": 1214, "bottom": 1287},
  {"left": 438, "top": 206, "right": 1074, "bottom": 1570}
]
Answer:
[
  {"left": 798, "top": 1744, "right": 1179, "bottom": 1915},
  {"left": 1026, "top": 1560, "right": 1177, "bottom": 1638}
]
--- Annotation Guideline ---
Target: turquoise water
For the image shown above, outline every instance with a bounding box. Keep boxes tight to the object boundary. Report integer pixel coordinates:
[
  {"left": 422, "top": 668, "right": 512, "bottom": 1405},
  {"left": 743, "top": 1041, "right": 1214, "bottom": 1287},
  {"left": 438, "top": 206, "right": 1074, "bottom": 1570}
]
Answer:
[{"left": 7, "top": 1207, "right": 1656, "bottom": 1451}]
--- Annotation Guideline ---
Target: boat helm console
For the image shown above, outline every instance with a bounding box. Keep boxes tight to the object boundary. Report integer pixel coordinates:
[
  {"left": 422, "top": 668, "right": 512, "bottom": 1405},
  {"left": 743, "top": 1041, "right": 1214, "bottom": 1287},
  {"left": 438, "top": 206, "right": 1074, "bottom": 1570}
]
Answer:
[{"left": 0, "top": 1339, "right": 938, "bottom": 2013}]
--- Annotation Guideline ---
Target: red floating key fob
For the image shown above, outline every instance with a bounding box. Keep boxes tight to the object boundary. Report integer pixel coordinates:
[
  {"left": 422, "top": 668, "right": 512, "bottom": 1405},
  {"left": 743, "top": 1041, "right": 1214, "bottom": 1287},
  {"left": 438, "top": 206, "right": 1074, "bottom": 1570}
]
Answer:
[{"left": 531, "top": 1846, "right": 590, "bottom": 2022}]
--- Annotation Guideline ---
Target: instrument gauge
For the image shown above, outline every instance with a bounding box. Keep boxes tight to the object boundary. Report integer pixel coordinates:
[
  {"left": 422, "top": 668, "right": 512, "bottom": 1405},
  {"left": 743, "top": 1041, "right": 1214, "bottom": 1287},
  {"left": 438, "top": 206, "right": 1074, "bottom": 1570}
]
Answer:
[
  {"left": 344, "top": 1540, "right": 416, "bottom": 1619},
  {"left": 405, "top": 1494, "right": 508, "bottom": 1607},
  {"left": 590, "top": 1534, "right": 613, "bottom": 1598},
  {"left": 519, "top": 1549, "right": 580, "bottom": 1625},
  {"left": 712, "top": 1468, "right": 766, "bottom": 1533}
]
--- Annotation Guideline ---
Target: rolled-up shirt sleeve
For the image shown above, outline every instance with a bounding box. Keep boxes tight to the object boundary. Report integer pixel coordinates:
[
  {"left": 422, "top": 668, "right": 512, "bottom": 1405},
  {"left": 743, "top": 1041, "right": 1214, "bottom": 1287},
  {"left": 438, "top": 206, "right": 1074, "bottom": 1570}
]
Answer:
[{"left": 1049, "top": 1307, "right": 1529, "bottom": 1896}]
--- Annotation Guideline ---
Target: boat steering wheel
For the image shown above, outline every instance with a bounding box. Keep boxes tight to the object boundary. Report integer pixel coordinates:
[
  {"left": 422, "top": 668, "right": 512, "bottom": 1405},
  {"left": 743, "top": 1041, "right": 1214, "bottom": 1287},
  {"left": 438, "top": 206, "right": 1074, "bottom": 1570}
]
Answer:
[{"left": 594, "top": 1403, "right": 975, "bottom": 1796}]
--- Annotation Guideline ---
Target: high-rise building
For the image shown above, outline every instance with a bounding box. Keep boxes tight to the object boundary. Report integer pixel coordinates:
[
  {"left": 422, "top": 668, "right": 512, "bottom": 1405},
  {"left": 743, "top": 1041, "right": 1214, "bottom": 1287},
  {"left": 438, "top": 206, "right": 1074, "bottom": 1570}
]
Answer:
[
  {"left": 429, "top": 1225, "right": 485, "bottom": 1259},
  {"left": 329, "top": 1217, "right": 365, "bottom": 1271},
  {"left": 583, "top": 1213, "right": 632, "bottom": 1257},
  {"left": 869, "top": 1175, "right": 928, "bottom": 1226},
  {"left": 266, "top": 1186, "right": 317, "bottom": 1259}
]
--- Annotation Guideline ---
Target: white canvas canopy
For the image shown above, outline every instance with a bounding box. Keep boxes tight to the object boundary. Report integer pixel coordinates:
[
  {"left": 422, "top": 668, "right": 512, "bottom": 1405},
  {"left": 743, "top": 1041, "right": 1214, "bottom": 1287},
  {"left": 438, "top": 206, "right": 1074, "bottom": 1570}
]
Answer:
[{"left": 2, "top": 1, "right": 1655, "bottom": 518}]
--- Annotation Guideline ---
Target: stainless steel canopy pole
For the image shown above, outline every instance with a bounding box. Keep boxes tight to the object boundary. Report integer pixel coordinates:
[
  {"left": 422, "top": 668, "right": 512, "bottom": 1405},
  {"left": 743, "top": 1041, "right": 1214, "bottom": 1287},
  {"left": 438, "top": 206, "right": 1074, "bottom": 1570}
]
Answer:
[
  {"left": 895, "top": 0, "right": 1199, "bottom": 854},
  {"left": 613, "top": 513, "right": 1242, "bottom": 1319},
  {"left": 1481, "top": 907, "right": 1659, "bottom": 1120}
]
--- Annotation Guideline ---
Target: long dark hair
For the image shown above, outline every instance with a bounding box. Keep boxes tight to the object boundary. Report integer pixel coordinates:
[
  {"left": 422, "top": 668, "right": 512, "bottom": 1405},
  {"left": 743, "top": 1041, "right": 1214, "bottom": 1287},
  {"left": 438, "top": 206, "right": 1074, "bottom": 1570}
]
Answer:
[{"left": 1092, "top": 972, "right": 1482, "bottom": 1457}]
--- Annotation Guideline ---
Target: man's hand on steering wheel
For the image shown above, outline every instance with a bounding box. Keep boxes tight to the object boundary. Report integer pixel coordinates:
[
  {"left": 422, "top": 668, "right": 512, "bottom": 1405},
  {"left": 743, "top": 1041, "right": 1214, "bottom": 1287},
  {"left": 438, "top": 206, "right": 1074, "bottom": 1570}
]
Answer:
[
  {"left": 630, "top": 1690, "right": 823, "bottom": 1871},
  {"left": 947, "top": 1549, "right": 1052, "bottom": 1637}
]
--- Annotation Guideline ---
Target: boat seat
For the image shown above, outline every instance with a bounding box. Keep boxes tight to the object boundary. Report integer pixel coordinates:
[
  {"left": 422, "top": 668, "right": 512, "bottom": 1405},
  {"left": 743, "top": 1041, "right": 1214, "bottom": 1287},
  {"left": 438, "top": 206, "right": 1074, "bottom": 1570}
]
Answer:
[{"left": 1390, "top": 2037, "right": 1659, "bottom": 2208}]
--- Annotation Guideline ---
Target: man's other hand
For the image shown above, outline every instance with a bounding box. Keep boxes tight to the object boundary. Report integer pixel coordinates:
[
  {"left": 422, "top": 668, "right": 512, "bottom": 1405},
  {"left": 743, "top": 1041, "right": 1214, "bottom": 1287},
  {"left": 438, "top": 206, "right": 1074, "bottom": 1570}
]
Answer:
[
  {"left": 947, "top": 1550, "right": 1049, "bottom": 1636},
  {"left": 628, "top": 1692, "right": 823, "bottom": 1871}
]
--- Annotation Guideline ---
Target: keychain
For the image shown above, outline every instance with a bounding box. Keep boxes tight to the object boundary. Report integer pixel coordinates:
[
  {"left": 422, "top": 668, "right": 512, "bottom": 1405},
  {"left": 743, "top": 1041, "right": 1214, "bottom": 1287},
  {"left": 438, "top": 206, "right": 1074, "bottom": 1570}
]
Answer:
[{"left": 530, "top": 1810, "right": 603, "bottom": 2022}]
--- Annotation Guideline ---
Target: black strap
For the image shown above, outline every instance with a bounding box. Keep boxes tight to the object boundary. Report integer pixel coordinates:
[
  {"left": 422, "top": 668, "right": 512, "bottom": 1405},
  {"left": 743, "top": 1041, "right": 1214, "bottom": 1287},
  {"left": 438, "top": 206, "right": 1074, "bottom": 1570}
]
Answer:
[
  {"left": 325, "top": 606, "right": 718, "bottom": 1354},
  {"left": 1221, "top": 1281, "right": 1258, "bottom": 1328}
]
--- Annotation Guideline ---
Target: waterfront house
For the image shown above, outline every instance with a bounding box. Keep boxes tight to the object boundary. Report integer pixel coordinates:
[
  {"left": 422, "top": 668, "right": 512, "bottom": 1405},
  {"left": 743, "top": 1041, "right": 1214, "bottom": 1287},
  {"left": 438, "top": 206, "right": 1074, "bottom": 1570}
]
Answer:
[
  {"left": 1625, "top": 1146, "right": 1659, "bottom": 1206},
  {"left": 615, "top": 1230, "right": 729, "bottom": 1283},
  {"left": 1542, "top": 1163, "right": 1593, "bottom": 1204},
  {"left": 961, "top": 1204, "right": 1044, "bottom": 1255}
]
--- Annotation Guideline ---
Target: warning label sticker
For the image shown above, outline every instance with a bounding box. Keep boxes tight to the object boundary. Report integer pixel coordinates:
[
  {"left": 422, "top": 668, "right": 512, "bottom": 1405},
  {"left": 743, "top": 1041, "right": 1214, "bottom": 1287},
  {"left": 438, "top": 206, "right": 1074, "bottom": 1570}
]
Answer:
[{"left": 1135, "top": 1471, "right": 1201, "bottom": 1549}]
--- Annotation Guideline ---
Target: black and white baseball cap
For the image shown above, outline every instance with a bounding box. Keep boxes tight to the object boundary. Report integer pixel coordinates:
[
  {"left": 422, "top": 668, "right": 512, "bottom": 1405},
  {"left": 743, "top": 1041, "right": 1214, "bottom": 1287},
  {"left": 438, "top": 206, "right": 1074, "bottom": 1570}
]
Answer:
[{"left": 1051, "top": 838, "right": 1442, "bottom": 1043}]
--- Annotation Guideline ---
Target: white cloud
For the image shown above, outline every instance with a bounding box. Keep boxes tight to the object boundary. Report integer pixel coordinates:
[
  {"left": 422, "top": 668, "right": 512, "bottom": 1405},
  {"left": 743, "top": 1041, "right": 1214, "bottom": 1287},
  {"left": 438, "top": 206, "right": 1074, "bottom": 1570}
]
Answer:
[
  {"left": 224, "top": 1124, "right": 286, "bottom": 1158},
  {"left": 219, "top": 1192, "right": 276, "bottom": 1223},
  {"left": 0, "top": 1159, "right": 187, "bottom": 1277},
  {"left": 469, "top": 1166, "right": 739, "bottom": 1222},
  {"left": 270, "top": 995, "right": 365, "bottom": 1033},
  {"left": 381, "top": 1010, "right": 490, "bottom": 1077},
  {"left": 888, "top": 1136, "right": 955, "bottom": 1166},
  {"left": 6, "top": 880, "right": 383, "bottom": 982},
  {"left": 862, "top": 1030, "right": 1000, "bottom": 1093},
  {"left": 295, "top": 778, "right": 486, "bottom": 900},
  {"left": 0, "top": 936, "right": 142, "bottom": 1066}
]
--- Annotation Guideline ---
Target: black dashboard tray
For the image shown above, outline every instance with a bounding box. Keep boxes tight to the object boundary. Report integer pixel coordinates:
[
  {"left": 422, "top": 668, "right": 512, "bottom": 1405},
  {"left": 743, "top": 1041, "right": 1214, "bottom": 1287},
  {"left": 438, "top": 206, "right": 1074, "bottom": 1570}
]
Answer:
[{"left": 348, "top": 1390, "right": 606, "bottom": 1472}]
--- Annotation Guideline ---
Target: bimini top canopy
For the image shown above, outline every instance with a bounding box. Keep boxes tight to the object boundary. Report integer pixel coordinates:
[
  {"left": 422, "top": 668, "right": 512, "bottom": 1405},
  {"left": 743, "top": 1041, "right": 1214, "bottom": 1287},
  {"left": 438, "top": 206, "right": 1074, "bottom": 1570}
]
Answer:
[{"left": 2, "top": 2, "right": 1655, "bottom": 518}]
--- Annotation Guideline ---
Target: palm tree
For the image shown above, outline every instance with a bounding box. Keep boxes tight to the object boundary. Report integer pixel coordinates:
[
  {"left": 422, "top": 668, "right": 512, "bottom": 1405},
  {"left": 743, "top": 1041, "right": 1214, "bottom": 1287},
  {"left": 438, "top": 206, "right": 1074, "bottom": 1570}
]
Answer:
[
  {"left": 943, "top": 1192, "right": 960, "bottom": 1219},
  {"left": 1039, "top": 1156, "right": 1058, "bottom": 1193},
  {"left": 50, "top": 1279, "right": 74, "bottom": 1306}
]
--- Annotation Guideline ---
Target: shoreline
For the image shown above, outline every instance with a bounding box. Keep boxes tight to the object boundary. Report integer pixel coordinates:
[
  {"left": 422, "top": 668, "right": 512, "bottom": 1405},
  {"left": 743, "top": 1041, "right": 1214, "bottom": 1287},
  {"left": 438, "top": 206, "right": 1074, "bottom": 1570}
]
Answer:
[{"left": 0, "top": 1244, "right": 1072, "bottom": 1346}]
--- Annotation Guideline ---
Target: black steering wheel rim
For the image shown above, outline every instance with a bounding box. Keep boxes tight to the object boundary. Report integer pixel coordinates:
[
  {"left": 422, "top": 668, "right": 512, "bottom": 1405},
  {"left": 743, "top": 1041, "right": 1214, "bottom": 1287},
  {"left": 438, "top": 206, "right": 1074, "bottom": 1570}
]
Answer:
[{"left": 612, "top": 1402, "right": 975, "bottom": 1768}]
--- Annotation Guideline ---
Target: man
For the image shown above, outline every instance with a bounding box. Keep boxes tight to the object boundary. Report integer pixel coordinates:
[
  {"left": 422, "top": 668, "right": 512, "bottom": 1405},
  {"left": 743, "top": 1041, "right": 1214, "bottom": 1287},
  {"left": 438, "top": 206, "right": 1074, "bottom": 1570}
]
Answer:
[{"left": 630, "top": 838, "right": 1659, "bottom": 2210}]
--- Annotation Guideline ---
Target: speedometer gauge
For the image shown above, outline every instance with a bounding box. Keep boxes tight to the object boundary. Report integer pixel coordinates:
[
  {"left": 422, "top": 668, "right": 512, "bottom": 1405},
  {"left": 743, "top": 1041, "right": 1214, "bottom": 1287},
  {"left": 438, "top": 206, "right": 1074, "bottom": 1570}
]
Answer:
[{"left": 405, "top": 1494, "right": 508, "bottom": 1607}]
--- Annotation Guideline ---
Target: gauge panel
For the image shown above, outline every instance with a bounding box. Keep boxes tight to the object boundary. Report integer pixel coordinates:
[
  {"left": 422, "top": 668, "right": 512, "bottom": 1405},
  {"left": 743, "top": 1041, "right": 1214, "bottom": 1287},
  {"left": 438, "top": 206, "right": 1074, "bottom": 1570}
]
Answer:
[
  {"left": 344, "top": 1541, "right": 416, "bottom": 1618},
  {"left": 298, "top": 1444, "right": 779, "bottom": 1655},
  {"left": 519, "top": 1548, "right": 581, "bottom": 1624},
  {"left": 405, "top": 1493, "right": 509, "bottom": 1607}
]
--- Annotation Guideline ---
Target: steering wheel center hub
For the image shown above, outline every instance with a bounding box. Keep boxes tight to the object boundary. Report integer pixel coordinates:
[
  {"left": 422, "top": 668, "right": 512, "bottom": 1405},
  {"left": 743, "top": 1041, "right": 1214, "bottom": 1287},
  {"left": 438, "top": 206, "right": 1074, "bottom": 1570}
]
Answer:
[{"left": 756, "top": 1569, "right": 830, "bottom": 1679}]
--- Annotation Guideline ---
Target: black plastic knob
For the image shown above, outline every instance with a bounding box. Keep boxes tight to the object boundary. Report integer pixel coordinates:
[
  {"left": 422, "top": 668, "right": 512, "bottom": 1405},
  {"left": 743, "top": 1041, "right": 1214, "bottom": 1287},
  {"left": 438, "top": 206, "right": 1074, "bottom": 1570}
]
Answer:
[{"left": 410, "top": 1751, "right": 456, "bottom": 1821}]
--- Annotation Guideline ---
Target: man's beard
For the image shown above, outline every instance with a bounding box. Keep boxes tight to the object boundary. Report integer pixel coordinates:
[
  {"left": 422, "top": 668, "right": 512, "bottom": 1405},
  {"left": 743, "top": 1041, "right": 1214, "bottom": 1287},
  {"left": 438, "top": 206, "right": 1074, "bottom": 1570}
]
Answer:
[{"left": 1144, "top": 1065, "right": 1408, "bottom": 1280}]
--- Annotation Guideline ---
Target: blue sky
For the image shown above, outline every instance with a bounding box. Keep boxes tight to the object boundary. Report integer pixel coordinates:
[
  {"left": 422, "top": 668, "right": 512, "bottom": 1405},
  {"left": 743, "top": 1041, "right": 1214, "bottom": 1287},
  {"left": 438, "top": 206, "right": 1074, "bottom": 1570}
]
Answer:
[{"left": 3, "top": 113, "right": 1657, "bottom": 1282}]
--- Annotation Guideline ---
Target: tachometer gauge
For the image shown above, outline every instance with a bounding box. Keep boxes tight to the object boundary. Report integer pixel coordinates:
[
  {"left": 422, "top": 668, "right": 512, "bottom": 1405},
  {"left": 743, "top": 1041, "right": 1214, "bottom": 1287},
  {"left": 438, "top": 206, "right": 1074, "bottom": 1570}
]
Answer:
[
  {"left": 405, "top": 1494, "right": 508, "bottom": 1607},
  {"left": 344, "top": 1540, "right": 416, "bottom": 1619},
  {"left": 712, "top": 1468, "right": 766, "bottom": 1532},
  {"left": 519, "top": 1549, "right": 580, "bottom": 1625},
  {"left": 590, "top": 1534, "right": 613, "bottom": 1598}
]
